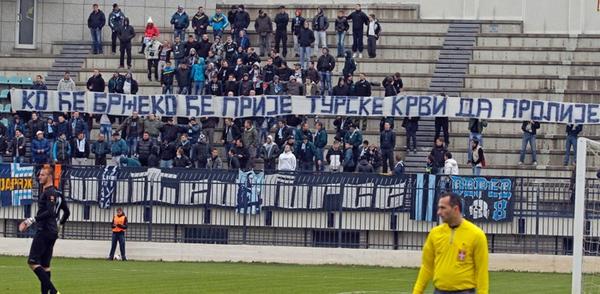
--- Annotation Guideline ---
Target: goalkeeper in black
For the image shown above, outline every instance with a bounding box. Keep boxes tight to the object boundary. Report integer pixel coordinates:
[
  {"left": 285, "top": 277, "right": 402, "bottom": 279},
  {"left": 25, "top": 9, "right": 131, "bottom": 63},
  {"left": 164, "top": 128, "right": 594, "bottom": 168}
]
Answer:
[{"left": 19, "top": 166, "right": 70, "bottom": 294}]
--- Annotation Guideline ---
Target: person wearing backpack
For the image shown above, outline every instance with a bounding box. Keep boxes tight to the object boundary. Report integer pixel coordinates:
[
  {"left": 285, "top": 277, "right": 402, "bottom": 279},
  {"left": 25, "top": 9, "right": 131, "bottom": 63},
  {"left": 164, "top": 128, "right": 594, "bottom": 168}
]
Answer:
[
  {"left": 366, "top": 14, "right": 381, "bottom": 58},
  {"left": 471, "top": 139, "right": 485, "bottom": 176}
]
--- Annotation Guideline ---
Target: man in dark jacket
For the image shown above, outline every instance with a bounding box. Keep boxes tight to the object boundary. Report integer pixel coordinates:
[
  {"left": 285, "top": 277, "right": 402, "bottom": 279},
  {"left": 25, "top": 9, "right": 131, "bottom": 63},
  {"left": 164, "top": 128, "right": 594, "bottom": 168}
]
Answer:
[
  {"left": 274, "top": 6, "right": 289, "bottom": 57},
  {"left": 27, "top": 112, "right": 45, "bottom": 139},
  {"left": 380, "top": 122, "right": 396, "bottom": 174},
  {"left": 274, "top": 119, "right": 292, "bottom": 149},
  {"left": 117, "top": 17, "right": 135, "bottom": 68},
  {"left": 192, "top": 133, "right": 210, "bottom": 168},
  {"left": 296, "top": 136, "right": 316, "bottom": 171},
  {"left": 434, "top": 94, "right": 450, "bottom": 146},
  {"left": 136, "top": 132, "right": 158, "bottom": 166},
  {"left": 160, "top": 118, "right": 182, "bottom": 143},
  {"left": 298, "top": 22, "right": 315, "bottom": 70},
  {"left": 519, "top": 120, "right": 541, "bottom": 165},
  {"left": 403, "top": 116, "right": 419, "bottom": 154},
  {"left": 175, "top": 63, "right": 192, "bottom": 94},
  {"left": 255, "top": 10, "right": 273, "bottom": 57},
  {"left": 354, "top": 73, "right": 373, "bottom": 96},
  {"left": 317, "top": 47, "right": 336, "bottom": 95},
  {"left": 312, "top": 7, "right": 329, "bottom": 54},
  {"left": 71, "top": 132, "right": 90, "bottom": 165},
  {"left": 91, "top": 134, "right": 111, "bottom": 165},
  {"left": 87, "top": 3, "right": 106, "bottom": 54},
  {"left": 222, "top": 118, "right": 241, "bottom": 156},
  {"left": 292, "top": 9, "right": 305, "bottom": 57},
  {"left": 86, "top": 69, "right": 106, "bottom": 92},
  {"left": 197, "top": 34, "right": 212, "bottom": 58},
  {"left": 347, "top": 4, "right": 369, "bottom": 58},
  {"left": 564, "top": 124, "right": 583, "bottom": 166},
  {"left": 118, "top": 111, "right": 144, "bottom": 156},
  {"left": 429, "top": 137, "right": 447, "bottom": 174},
  {"left": 334, "top": 10, "right": 349, "bottom": 57},
  {"left": 172, "top": 36, "right": 186, "bottom": 68},
  {"left": 171, "top": 5, "right": 190, "bottom": 41},
  {"left": 232, "top": 5, "right": 250, "bottom": 44},
  {"left": 108, "top": 4, "right": 125, "bottom": 54},
  {"left": 192, "top": 6, "right": 210, "bottom": 41}
]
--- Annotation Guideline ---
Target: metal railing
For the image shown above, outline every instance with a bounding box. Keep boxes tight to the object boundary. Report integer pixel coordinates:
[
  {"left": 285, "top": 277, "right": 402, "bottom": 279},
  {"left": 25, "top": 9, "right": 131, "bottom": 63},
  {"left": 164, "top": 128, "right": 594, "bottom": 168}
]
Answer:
[{"left": 0, "top": 166, "right": 594, "bottom": 255}]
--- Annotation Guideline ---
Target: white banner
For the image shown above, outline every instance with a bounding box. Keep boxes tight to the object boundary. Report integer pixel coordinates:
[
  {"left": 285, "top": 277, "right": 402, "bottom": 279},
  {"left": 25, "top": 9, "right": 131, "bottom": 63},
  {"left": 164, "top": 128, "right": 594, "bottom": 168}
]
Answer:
[{"left": 9, "top": 89, "right": 600, "bottom": 124}]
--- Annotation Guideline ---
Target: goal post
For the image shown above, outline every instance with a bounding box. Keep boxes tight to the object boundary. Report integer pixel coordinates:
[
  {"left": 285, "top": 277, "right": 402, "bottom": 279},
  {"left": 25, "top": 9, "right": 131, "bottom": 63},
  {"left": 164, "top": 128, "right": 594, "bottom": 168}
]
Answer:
[{"left": 572, "top": 137, "right": 600, "bottom": 294}]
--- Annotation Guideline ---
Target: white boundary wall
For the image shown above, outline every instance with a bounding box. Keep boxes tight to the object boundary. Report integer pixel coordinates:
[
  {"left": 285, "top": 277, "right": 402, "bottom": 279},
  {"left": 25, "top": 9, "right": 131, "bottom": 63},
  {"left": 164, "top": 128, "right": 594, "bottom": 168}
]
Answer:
[{"left": 2, "top": 237, "right": 599, "bottom": 273}]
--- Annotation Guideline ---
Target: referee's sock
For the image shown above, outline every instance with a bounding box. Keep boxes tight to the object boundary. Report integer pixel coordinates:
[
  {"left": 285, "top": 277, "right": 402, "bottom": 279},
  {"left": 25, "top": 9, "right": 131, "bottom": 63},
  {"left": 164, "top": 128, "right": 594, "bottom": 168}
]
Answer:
[{"left": 33, "top": 267, "right": 56, "bottom": 294}]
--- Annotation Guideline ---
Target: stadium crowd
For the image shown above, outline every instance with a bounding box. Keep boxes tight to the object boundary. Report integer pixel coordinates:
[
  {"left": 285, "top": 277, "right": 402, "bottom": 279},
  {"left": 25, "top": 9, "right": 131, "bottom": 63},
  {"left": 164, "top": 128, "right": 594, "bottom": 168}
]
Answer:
[{"left": 3, "top": 3, "right": 583, "bottom": 176}]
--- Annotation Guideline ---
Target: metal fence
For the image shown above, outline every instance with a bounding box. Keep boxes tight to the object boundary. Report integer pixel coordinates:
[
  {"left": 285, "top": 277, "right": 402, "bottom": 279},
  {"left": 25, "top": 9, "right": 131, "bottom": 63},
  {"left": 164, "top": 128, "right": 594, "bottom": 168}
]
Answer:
[{"left": 0, "top": 166, "right": 595, "bottom": 256}]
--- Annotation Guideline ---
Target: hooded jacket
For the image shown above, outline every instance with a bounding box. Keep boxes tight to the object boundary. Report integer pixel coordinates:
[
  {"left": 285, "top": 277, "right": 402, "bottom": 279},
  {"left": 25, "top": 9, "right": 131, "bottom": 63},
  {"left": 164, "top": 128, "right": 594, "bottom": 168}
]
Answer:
[
  {"left": 342, "top": 50, "right": 356, "bottom": 77},
  {"left": 144, "top": 23, "right": 160, "bottom": 38},
  {"left": 117, "top": 18, "right": 136, "bottom": 43},
  {"left": 443, "top": 158, "right": 459, "bottom": 175},
  {"left": 210, "top": 13, "right": 229, "bottom": 31},
  {"left": 347, "top": 9, "right": 369, "bottom": 32},
  {"left": 278, "top": 150, "right": 297, "bottom": 171},
  {"left": 191, "top": 58, "right": 206, "bottom": 82}
]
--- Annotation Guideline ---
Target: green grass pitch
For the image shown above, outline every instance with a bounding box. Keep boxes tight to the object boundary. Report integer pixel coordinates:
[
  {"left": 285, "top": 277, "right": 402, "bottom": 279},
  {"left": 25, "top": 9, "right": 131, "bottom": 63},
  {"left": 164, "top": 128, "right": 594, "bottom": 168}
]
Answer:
[{"left": 0, "top": 255, "right": 572, "bottom": 293}]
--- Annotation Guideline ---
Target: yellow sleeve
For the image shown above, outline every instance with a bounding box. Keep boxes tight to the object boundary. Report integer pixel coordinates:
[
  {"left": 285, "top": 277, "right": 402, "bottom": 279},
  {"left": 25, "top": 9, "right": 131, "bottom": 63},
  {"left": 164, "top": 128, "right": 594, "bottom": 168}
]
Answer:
[
  {"left": 413, "top": 232, "right": 435, "bottom": 294},
  {"left": 474, "top": 231, "right": 489, "bottom": 294}
]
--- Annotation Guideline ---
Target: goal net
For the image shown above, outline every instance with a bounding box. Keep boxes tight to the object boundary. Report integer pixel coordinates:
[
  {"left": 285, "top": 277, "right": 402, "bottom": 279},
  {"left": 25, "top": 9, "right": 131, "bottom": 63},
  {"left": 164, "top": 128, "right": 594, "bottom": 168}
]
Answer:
[{"left": 572, "top": 137, "right": 600, "bottom": 293}]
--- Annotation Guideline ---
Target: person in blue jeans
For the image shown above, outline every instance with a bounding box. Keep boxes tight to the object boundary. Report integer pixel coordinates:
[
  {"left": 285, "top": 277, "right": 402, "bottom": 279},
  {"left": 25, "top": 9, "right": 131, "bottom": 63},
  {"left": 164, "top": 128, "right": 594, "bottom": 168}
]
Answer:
[
  {"left": 170, "top": 5, "right": 190, "bottom": 41},
  {"left": 87, "top": 4, "right": 106, "bottom": 54},
  {"left": 519, "top": 120, "right": 540, "bottom": 165},
  {"left": 467, "top": 118, "right": 487, "bottom": 164},
  {"left": 334, "top": 10, "right": 349, "bottom": 57},
  {"left": 317, "top": 47, "right": 335, "bottom": 95},
  {"left": 564, "top": 124, "right": 583, "bottom": 166}
]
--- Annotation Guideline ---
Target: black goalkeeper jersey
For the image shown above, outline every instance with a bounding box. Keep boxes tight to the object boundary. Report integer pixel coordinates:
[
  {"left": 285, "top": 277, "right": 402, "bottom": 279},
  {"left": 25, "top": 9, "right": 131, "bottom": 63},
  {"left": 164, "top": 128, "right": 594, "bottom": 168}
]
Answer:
[{"left": 35, "top": 187, "right": 70, "bottom": 234}]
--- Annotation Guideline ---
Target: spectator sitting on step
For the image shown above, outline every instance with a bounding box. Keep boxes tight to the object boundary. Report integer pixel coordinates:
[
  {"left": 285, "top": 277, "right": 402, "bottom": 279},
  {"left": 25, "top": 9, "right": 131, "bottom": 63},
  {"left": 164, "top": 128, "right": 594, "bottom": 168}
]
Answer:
[
  {"left": 32, "top": 75, "right": 48, "bottom": 90},
  {"left": 86, "top": 69, "right": 106, "bottom": 92},
  {"left": 57, "top": 71, "right": 76, "bottom": 92}
]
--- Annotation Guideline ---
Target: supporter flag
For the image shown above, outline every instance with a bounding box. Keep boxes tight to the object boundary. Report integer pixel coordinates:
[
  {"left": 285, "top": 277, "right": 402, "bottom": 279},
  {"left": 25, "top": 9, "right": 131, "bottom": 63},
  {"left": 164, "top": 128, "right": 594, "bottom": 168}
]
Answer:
[
  {"left": 236, "top": 170, "right": 264, "bottom": 214},
  {"left": 410, "top": 174, "right": 437, "bottom": 222},
  {"left": 0, "top": 163, "right": 34, "bottom": 207},
  {"left": 99, "top": 166, "right": 119, "bottom": 209}
]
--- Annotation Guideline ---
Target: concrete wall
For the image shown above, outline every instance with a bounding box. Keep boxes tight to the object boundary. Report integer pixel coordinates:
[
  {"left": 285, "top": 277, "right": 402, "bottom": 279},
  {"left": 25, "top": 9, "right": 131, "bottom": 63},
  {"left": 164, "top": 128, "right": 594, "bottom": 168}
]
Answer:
[{"left": 2, "top": 237, "right": 599, "bottom": 273}]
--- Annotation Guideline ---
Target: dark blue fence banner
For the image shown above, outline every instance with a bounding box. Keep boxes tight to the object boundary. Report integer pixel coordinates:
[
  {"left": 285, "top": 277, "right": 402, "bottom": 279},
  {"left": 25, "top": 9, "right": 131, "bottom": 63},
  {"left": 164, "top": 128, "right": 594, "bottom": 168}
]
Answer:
[
  {"left": 0, "top": 163, "right": 34, "bottom": 207},
  {"left": 451, "top": 175, "right": 514, "bottom": 222}
]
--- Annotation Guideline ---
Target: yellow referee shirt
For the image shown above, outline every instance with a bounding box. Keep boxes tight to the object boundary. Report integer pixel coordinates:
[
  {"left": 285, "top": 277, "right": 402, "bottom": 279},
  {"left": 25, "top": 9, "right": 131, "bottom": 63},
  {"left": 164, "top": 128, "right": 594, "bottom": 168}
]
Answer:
[{"left": 413, "top": 219, "right": 489, "bottom": 294}]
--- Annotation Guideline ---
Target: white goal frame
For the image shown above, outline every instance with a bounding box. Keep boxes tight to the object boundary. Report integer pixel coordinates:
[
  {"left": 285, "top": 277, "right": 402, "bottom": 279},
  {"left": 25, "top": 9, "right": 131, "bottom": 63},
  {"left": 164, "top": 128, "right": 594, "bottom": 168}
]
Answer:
[{"left": 572, "top": 137, "right": 600, "bottom": 294}]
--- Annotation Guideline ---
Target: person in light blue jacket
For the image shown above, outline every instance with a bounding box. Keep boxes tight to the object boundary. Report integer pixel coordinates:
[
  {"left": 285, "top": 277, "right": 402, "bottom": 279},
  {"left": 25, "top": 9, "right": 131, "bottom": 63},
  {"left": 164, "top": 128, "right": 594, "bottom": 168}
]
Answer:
[
  {"left": 191, "top": 57, "right": 206, "bottom": 95},
  {"left": 209, "top": 8, "right": 229, "bottom": 38},
  {"left": 110, "top": 132, "right": 129, "bottom": 165}
]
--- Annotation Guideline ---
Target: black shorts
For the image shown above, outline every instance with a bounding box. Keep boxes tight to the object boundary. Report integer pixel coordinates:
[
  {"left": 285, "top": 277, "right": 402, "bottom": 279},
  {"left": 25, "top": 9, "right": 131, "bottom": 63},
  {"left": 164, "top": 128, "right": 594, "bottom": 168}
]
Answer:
[{"left": 28, "top": 231, "right": 58, "bottom": 267}]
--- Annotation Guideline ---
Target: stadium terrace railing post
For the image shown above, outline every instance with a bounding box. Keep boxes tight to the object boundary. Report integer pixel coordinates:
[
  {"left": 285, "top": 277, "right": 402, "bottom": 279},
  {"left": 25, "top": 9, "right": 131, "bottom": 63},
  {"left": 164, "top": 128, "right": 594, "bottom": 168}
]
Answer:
[
  {"left": 337, "top": 183, "right": 344, "bottom": 248},
  {"left": 535, "top": 185, "right": 540, "bottom": 254}
]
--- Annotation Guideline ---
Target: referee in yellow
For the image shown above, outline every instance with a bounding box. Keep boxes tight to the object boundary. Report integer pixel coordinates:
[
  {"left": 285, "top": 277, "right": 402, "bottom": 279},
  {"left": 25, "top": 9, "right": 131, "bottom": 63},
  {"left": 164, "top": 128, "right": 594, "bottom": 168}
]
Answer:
[{"left": 413, "top": 192, "right": 489, "bottom": 294}]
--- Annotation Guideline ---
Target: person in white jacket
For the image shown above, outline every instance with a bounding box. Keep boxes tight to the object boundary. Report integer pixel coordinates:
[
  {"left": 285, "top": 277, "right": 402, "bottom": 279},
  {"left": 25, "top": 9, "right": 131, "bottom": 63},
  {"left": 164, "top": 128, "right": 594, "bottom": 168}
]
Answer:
[
  {"left": 278, "top": 144, "right": 297, "bottom": 171},
  {"left": 443, "top": 152, "right": 459, "bottom": 175},
  {"left": 57, "top": 71, "right": 77, "bottom": 91}
]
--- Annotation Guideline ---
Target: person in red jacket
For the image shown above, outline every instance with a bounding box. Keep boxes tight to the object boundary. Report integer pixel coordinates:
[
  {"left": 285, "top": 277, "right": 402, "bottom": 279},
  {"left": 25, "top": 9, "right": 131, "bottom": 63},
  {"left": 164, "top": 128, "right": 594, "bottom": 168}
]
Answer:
[{"left": 139, "top": 17, "right": 160, "bottom": 54}]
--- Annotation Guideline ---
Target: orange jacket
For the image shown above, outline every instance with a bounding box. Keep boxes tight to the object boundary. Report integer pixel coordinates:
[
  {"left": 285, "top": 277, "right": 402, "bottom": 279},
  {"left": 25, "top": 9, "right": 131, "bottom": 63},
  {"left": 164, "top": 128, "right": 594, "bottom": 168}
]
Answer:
[
  {"left": 144, "top": 25, "right": 160, "bottom": 38},
  {"left": 112, "top": 214, "right": 128, "bottom": 233}
]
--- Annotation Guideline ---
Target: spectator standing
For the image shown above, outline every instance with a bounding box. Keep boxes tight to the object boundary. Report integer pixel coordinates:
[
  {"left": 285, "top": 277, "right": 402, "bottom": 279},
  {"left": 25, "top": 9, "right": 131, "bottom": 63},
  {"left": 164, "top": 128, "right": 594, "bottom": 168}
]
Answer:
[
  {"left": 347, "top": 4, "right": 369, "bottom": 59},
  {"left": 160, "top": 61, "right": 175, "bottom": 94},
  {"left": 191, "top": 58, "right": 206, "bottom": 95},
  {"left": 91, "top": 134, "right": 111, "bottom": 166},
  {"left": 71, "top": 132, "right": 90, "bottom": 166},
  {"left": 519, "top": 120, "right": 540, "bottom": 165},
  {"left": 159, "top": 139, "right": 177, "bottom": 168},
  {"left": 274, "top": 6, "right": 289, "bottom": 57},
  {"left": 172, "top": 36, "right": 186, "bottom": 68},
  {"left": 143, "top": 114, "right": 163, "bottom": 139},
  {"left": 108, "top": 208, "right": 127, "bottom": 261},
  {"left": 57, "top": 71, "right": 76, "bottom": 91},
  {"left": 136, "top": 132, "right": 157, "bottom": 167},
  {"left": 298, "top": 22, "right": 315, "bottom": 70},
  {"left": 171, "top": 5, "right": 190, "bottom": 41},
  {"left": 54, "top": 115, "right": 71, "bottom": 139},
  {"left": 255, "top": 10, "right": 273, "bottom": 57},
  {"left": 207, "top": 148, "right": 223, "bottom": 169},
  {"left": 209, "top": 8, "right": 229, "bottom": 38},
  {"left": 292, "top": 9, "right": 306, "bottom": 57},
  {"left": 312, "top": 8, "right": 329, "bottom": 54},
  {"left": 27, "top": 112, "right": 45, "bottom": 139},
  {"left": 201, "top": 117, "right": 218, "bottom": 147},
  {"left": 119, "top": 156, "right": 141, "bottom": 167},
  {"left": 380, "top": 122, "right": 396, "bottom": 174},
  {"left": 160, "top": 118, "right": 182, "bottom": 143},
  {"left": 108, "top": 4, "right": 125, "bottom": 55},
  {"left": 222, "top": 118, "right": 241, "bottom": 156},
  {"left": 429, "top": 137, "right": 447, "bottom": 175},
  {"left": 52, "top": 133, "right": 71, "bottom": 165},
  {"left": 241, "top": 120, "right": 259, "bottom": 168},
  {"left": 471, "top": 140, "right": 485, "bottom": 176},
  {"left": 192, "top": 6, "right": 210, "bottom": 41},
  {"left": 332, "top": 78, "right": 349, "bottom": 96},
  {"left": 317, "top": 47, "right": 335, "bottom": 95},
  {"left": 231, "top": 139, "right": 250, "bottom": 169},
  {"left": 260, "top": 135, "right": 280, "bottom": 171},
  {"left": 393, "top": 154, "right": 405, "bottom": 177},
  {"left": 354, "top": 73, "right": 373, "bottom": 96},
  {"left": 110, "top": 132, "right": 128, "bottom": 166},
  {"left": 108, "top": 71, "right": 125, "bottom": 93},
  {"left": 232, "top": 5, "right": 250, "bottom": 44},
  {"left": 86, "top": 69, "right": 106, "bottom": 92},
  {"left": 345, "top": 124, "right": 363, "bottom": 165},
  {"left": 325, "top": 141, "right": 344, "bottom": 172},
  {"left": 192, "top": 133, "right": 210, "bottom": 168},
  {"left": 403, "top": 116, "right": 419, "bottom": 154},
  {"left": 278, "top": 144, "right": 297, "bottom": 171},
  {"left": 139, "top": 17, "right": 160, "bottom": 54},
  {"left": 313, "top": 122, "right": 328, "bottom": 171},
  {"left": 296, "top": 136, "right": 316, "bottom": 171},
  {"left": 157, "top": 41, "right": 172, "bottom": 81},
  {"left": 31, "top": 131, "right": 50, "bottom": 165},
  {"left": 343, "top": 142, "right": 356, "bottom": 172},
  {"left": 175, "top": 63, "right": 192, "bottom": 94},
  {"left": 334, "top": 10, "right": 349, "bottom": 58},
  {"left": 87, "top": 3, "right": 106, "bottom": 55},
  {"left": 342, "top": 50, "right": 357, "bottom": 78},
  {"left": 118, "top": 112, "right": 143, "bottom": 156},
  {"left": 434, "top": 94, "right": 450, "bottom": 146},
  {"left": 443, "top": 152, "right": 459, "bottom": 175},
  {"left": 177, "top": 134, "right": 193, "bottom": 159},
  {"left": 69, "top": 112, "right": 88, "bottom": 140},
  {"left": 144, "top": 36, "right": 162, "bottom": 81},
  {"left": 467, "top": 118, "right": 487, "bottom": 164},
  {"left": 366, "top": 14, "right": 381, "bottom": 58},
  {"left": 32, "top": 75, "right": 48, "bottom": 90},
  {"left": 44, "top": 117, "right": 57, "bottom": 143},
  {"left": 173, "top": 147, "right": 193, "bottom": 168},
  {"left": 357, "top": 155, "right": 374, "bottom": 173},
  {"left": 117, "top": 18, "right": 135, "bottom": 69},
  {"left": 564, "top": 124, "right": 583, "bottom": 166},
  {"left": 197, "top": 34, "right": 212, "bottom": 59}
]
